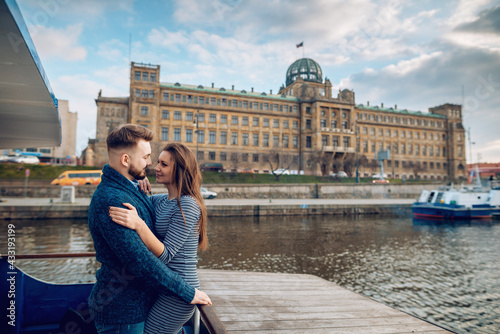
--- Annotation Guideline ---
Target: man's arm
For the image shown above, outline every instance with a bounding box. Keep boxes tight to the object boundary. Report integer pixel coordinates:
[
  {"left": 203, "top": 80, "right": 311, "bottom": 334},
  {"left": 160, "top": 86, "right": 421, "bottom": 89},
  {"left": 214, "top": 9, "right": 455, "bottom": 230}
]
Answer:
[{"left": 94, "top": 197, "right": 196, "bottom": 303}]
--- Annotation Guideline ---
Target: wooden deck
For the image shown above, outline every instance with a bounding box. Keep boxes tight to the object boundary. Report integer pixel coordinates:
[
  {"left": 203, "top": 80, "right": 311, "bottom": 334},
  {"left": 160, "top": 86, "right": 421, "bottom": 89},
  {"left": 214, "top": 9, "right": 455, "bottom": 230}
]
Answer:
[{"left": 198, "top": 269, "right": 454, "bottom": 334}]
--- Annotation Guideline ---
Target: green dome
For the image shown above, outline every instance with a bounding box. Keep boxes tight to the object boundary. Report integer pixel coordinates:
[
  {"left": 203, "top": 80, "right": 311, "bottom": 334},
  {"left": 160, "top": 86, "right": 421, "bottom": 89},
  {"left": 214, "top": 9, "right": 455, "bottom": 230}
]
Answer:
[{"left": 286, "top": 58, "right": 323, "bottom": 86}]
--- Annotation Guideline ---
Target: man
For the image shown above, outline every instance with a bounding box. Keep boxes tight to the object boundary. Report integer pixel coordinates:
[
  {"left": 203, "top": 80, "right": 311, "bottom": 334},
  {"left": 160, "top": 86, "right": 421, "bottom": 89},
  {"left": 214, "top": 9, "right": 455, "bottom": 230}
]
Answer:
[{"left": 88, "top": 124, "right": 211, "bottom": 333}]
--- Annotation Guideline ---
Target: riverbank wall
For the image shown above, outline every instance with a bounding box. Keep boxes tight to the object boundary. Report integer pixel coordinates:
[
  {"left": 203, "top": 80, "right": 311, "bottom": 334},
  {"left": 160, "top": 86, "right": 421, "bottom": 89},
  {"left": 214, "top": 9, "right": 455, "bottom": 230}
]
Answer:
[{"left": 0, "top": 180, "right": 436, "bottom": 199}]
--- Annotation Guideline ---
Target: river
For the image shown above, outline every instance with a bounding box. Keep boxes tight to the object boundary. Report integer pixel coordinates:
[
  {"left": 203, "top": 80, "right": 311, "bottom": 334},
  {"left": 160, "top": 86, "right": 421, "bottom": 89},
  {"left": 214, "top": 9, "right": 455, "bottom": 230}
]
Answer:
[{"left": 1, "top": 215, "right": 499, "bottom": 334}]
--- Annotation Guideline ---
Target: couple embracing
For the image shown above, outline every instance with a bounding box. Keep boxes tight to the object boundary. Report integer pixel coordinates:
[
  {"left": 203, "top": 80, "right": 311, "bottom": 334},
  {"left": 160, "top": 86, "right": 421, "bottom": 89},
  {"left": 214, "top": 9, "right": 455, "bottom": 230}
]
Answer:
[{"left": 88, "top": 124, "right": 211, "bottom": 334}]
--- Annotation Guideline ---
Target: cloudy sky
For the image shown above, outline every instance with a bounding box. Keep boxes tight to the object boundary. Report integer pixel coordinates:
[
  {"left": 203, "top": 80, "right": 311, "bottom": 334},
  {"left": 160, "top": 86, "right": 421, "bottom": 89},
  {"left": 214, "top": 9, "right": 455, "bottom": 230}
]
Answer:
[{"left": 16, "top": 0, "right": 500, "bottom": 163}]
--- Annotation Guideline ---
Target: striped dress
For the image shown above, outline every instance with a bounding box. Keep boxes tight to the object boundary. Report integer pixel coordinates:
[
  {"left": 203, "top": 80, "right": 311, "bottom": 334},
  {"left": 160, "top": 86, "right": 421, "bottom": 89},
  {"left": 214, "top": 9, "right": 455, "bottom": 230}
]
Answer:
[{"left": 144, "top": 194, "right": 201, "bottom": 334}]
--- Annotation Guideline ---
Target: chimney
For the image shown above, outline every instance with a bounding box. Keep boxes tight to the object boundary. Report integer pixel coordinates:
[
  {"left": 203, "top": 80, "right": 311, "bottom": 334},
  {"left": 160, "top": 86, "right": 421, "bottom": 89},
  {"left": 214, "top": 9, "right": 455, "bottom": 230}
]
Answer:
[
  {"left": 367, "top": 101, "right": 369, "bottom": 106},
  {"left": 395, "top": 104, "right": 397, "bottom": 109},
  {"left": 251, "top": 87, "right": 254, "bottom": 92},
  {"left": 270, "top": 89, "right": 272, "bottom": 95},
  {"left": 381, "top": 103, "right": 384, "bottom": 108},
  {"left": 232, "top": 85, "right": 234, "bottom": 90},
  {"left": 211, "top": 83, "right": 214, "bottom": 88}
]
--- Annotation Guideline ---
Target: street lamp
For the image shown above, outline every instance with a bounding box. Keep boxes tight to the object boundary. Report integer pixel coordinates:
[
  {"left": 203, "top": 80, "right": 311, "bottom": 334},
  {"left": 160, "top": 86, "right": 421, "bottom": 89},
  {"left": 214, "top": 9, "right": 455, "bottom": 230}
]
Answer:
[
  {"left": 355, "top": 124, "right": 360, "bottom": 183},
  {"left": 193, "top": 110, "right": 199, "bottom": 161}
]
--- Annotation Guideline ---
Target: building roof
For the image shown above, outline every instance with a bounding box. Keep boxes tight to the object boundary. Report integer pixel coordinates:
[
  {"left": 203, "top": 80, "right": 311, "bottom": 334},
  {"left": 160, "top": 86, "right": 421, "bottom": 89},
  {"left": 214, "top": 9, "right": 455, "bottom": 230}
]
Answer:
[
  {"left": 160, "top": 82, "right": 299, "bottom": 102},
  {"left": 286, "top": 58, "right": 323, "bottom": 86},
  {"left": 356, "top": 104, "right": 446, "bottom": 119},
  {"left": 0, "top": 0, "right": 61, "bottom": 149}
]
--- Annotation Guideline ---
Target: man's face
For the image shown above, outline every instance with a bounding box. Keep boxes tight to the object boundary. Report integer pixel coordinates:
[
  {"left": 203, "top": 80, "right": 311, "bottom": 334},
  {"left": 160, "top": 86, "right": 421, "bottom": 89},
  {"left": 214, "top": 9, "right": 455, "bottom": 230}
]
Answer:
[{"left": 127, "top": 139, "right": 152, "bottom": 180}]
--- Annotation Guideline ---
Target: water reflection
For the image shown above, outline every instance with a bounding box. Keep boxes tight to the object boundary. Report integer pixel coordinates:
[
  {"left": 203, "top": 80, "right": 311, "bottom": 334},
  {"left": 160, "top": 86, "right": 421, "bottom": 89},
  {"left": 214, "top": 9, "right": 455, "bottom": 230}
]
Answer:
[{"left": 1, "top": 216, "right": 499, "bottom": 333}]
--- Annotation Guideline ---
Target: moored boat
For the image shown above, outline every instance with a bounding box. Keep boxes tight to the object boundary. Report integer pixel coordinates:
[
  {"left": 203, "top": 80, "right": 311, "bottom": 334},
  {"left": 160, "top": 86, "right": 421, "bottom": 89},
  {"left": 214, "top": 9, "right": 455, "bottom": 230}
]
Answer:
[{"left": 412, "top": 182, "right": 500, "bottom": 220}]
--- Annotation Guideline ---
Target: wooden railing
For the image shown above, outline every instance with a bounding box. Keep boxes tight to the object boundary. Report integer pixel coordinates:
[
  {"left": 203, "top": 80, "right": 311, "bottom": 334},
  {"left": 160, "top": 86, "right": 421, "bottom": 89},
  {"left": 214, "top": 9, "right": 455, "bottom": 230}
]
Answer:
[{"left": 6, "top": 253, "right": 229, "bottom": 334}]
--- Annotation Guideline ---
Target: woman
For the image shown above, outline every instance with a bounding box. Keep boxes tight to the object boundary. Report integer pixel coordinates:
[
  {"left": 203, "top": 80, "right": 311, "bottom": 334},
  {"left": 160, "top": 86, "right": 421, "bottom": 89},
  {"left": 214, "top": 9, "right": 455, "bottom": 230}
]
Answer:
[{"left": 109, "top": 142, "right": 209, "bottom": 334}]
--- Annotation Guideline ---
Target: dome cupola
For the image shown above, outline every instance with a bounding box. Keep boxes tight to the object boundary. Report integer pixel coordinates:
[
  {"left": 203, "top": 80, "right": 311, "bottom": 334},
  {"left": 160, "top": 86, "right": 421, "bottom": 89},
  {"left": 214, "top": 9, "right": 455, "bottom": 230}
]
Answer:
[{"left": 286, "top": 58, "right": 323, "bottom": 86}]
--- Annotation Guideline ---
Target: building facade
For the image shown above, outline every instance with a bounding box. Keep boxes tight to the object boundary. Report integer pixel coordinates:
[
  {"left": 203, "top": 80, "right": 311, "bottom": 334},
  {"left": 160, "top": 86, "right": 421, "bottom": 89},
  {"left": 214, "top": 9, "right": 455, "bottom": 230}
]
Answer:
[
  {"left": 87, "top": 60, "right": 467, "bottom": 180},
  {"left": 5, "top": 99, "right": 78, "bottom": 164}
]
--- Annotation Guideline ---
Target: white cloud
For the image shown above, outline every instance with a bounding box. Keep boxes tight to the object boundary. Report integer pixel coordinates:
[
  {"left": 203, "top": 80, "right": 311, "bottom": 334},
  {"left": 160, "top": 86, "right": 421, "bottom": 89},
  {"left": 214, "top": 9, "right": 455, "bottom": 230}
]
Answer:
[
  {"left": 446, "top": 0, "right": 493, "bottom": 28},
  {"left": 97, "top": 39, "right": 128, "bottom": 61},
  {"left": 444, "top": 31, "right": 500, "bottom": 53},
  {"left": 148, "top": 28, "right": 190, "bottom": 52},
  {"left": 382, "top": 51, "right": 443, "bottom": 76},
  {"left": 29, "top": 24, "right": 87, "bottom": 61}
]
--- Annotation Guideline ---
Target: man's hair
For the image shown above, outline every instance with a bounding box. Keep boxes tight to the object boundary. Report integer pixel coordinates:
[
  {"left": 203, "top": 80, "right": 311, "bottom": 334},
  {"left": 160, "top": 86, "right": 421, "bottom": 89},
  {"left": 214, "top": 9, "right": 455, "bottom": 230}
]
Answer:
[{"left": 106, "top": 124, "right": 154, "bottom": 151}]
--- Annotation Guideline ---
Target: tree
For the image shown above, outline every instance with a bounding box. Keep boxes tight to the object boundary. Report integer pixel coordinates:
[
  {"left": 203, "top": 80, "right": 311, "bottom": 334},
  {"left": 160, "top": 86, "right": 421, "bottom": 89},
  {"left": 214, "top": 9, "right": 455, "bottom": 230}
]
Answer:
[
  {"left": 264, "top": 149, "right": 297, "bottom": 181},
  {"left": 408, "top": 161, "right": 426, "bottom": 180}
]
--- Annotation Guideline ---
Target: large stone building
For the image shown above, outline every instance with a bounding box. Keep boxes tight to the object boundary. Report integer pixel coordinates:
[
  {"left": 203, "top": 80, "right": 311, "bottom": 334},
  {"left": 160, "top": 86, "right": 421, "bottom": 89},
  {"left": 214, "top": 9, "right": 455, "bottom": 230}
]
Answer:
[
  {"left": 5, "top": 99, "right": 78, "bottom": 164},
  {"left": 86, "top": 60, "right": 467, "bottom": 180}
]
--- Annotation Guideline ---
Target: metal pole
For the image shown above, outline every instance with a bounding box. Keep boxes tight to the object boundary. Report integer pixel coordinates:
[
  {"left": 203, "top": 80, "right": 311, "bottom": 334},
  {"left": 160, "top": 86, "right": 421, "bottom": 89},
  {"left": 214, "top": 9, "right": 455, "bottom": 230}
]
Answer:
[
  {"left": 355, "top": 124, "right": 359, "bottom": 183},
  {"left": 196, "top": 111, "right": 199, "bottom": 161}
]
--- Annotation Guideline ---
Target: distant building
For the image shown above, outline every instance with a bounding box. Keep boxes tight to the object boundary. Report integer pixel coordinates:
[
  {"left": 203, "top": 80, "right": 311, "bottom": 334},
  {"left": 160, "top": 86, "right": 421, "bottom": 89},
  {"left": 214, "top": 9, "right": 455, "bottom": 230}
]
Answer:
[
  {"left": 5, "top": 100, "right": 78, "bottom": 164},
  {"left": 86, "top": 60, "right": 467, "bottom": 180},
  {"left": 467, "top": 163, "right": 500, "bottom": 179}
]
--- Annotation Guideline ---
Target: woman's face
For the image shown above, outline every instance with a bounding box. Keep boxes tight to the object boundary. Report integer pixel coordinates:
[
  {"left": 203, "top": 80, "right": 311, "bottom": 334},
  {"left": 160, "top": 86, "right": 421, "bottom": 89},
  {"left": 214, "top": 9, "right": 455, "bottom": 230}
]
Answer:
[{"left": 154, "top": 151, "right": 175, "bottom": 185}]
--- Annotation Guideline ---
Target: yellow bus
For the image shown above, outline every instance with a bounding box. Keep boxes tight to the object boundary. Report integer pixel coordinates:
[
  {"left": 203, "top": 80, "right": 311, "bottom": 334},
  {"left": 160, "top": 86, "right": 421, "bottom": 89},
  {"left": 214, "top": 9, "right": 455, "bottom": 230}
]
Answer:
[{"left": 51, "top": 170, "right": 103, "bottom": 186}]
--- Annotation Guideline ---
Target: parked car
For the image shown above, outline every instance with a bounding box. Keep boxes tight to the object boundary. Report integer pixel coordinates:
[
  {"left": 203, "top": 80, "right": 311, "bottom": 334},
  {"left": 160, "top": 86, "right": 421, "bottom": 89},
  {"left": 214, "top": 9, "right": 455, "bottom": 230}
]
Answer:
[
  {"left": 9, "top": 155, "right": 40, "bottom": 164},
  {"left": 239, "top": 168, "right": 255, "bottom": 173},
  {"left": 372, "top": 173, "right": 388, "bottom": 179},
  {"left": 372, "top": 179, "right": 390, "bottom": 184},
  {"left": 271, "top": 168, "right": 290, "bottom": 175},
  {"left": 330, "top": 171, "right": 348, "bottom": 178},
  {"left": 201, "top": 187, "right": 217, "bottom": 199}
]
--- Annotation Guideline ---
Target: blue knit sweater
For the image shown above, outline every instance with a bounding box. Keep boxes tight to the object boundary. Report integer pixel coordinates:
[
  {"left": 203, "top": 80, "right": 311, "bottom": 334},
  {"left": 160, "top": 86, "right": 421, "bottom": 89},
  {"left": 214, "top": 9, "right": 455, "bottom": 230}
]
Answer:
[{"left": 88, "top": 164, "right": 195, "bottom": 324}]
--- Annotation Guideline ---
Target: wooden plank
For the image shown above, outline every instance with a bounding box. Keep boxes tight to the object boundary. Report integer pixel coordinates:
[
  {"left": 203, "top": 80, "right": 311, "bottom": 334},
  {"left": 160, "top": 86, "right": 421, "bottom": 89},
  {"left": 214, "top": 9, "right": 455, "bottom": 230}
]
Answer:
[{"left": 198, "top": 269, "right": 455, "bottom": 334}]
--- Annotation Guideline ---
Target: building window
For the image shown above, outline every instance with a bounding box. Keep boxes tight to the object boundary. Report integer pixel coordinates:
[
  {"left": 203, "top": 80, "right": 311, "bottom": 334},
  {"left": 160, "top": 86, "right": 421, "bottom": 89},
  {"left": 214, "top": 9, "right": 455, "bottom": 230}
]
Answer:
[
  {"left": 135, "top": 71, "right": 141, "bottom": 81},
  {"left": 273, "top": 119, "right": 279, "bottom": 128},
  {"left": 331, "top": 120, "right": 337, "bottom": 128},
  {"left": 220, "top": 131, "right": 227, "bottom": 144},
  {"left": 263, "top": 103, "right": 269, "bottom": 110},
  {"left": 242, "top": 133, "right": 249, "bottom": 146},
  {"left": 197, "top": 151, "right": 204, "bottom": 161},
  {"left": 306, "top": 107, "right": 311, "bottom": 114},
  {"left": 306, "top": 136, "right": 312, "bottom": 148},
  {"left": 40, "top": 148, "right": 51, "bottom": 153},
  {"left": 253, "top": 117, "right": 259, "bottom": 126},
  {"left": 284, "top": 105, "right": 289, "bottom": 113},
  {"left": 161, "top": 127, "right": 169, "bottom": 141},
  {"left": 293, "top": 136, "right": 298, "bottom": 148},
  {"left": 162, "top": 92, "right": 169, "bottom": 101},
  {"left": 242, "top": 153, "right": 248, "bottom": 161},
  {"left": 149, "top": 90, "right": 154, "bottom": 98},
  {"left": 174, "top": 111, "right": 182, "bottom": 120},
  {"left": 221, "top": 98, "right": 227, "bottom": 107},
  {"left": 306, "top": 119, "right": 311, "bottom": 129},
  {"left": 320, "top": 119, "right": 326, "bottom": 128},
  {"left": 263, "top": 118, "right": 269, "bottom": 127},
  {"left": 209, "top": 131, "right": 216, "bottom": 144},
  {"left": 263, "top": 134, "right": 269, "bottom": 147},
  {"left": 140, "top": 106, "right": 148, "bottom": 116},
  {"left": 150, "top": 73, "right": 156, "bottom": 82},
  {"left": 210, "top": 97, "right": 216, "bottom": 106},
  {"left": 293, "top": 121, "right": 298, "bottom": 129},
  {"left": 273, "top": 135, "right": 279, "bottom": 147},
  {"left": 220, "top": 152, "right": 226, "bottom": 161},
  {"left": 186, "top": 129, "right": 193, "bottom": 143},
  {"left": 322, "top": 135, "right": 328, "bottom": 147},
  {"left": 253, "top": 133, "right": 259, "bottom": 146},
  {"left": 209, "top": 152, "right": 216, "bottom": 160},
  {"left": 209, "top": 114, "right": 216, "bottom": 123},
  {"left": 186, "top": 112, "right": 193, "bottom": 121},
  {"left": 283, "top": 120, "right": 289, "bottom": 129},
  {"left": 198, "top": 113, "right": 205, "bottom": 122},
  {"left": 242, "top": 117, "right": 249, "bottom": 126},
  {"left": 135, "top": 89, "right": 140, "bottom": 97},
  {"left": 333, "top": 136, "right": 339, "bottom": 147},
  {"left": 232, "top": 116, "right": 238, "bottom": 125},
  {"left": 142, "top": 72, "right": 149, "bottom": 81},
  {"left": 174, "top": 128, "right": 181, "bottom": 141},
  {"left": 231, "top": 133, "right": 238, "bottom": 145},
  {"left": 283, "top": 135, "right": 289, "bottom": 148},
  {"left": 342, "top": 121, "right": 348, "bottom": 130},
  {"left": 173, "top": 94, "right": 180, "bottom": 102},
  {"left": 199, "top": 96, "right": 205, "bottom": 104},
  {"left": 293, "top": 105, "right": 298, "bottom": 113},
  {"left": 187, "top": 95, "right": 193, "bottom": 103},
  {"left": 198, "top": 130, "right": 205, "bottom": 143},
  {"left": 142, "top": 90, "right": 148, "bottom": 98},
  {"left": 243, "top": 101, "right": 249, "bottom": 108},
  {"left": 343, "top": 137, "right": 349, "bottom": 147},
  {"left": 253, "top": 154, "right": 259, "bottom": 162},
  {"left": 221, "top": 115, "right": 227, "bottom": 124}
]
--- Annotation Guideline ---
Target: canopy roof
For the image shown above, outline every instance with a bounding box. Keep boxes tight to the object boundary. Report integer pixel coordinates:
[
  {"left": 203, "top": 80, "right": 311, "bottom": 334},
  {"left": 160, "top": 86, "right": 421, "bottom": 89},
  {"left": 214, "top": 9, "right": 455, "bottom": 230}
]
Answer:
[{"left": 0, "top": 0, "right": 61, "bottom": 149}]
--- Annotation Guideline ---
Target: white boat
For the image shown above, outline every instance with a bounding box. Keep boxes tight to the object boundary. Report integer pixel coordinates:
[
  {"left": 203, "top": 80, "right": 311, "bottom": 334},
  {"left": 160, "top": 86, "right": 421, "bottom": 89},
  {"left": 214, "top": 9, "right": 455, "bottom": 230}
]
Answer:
[{"left": 412, "top": 168, "right": 500, "bottom": 220}]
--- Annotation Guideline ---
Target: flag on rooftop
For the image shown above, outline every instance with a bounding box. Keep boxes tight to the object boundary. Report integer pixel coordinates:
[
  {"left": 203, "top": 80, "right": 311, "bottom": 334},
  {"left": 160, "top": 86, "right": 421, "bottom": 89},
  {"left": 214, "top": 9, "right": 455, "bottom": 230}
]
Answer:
[{"left": 296, "top": 42, "right": 303, "bottom": 48}]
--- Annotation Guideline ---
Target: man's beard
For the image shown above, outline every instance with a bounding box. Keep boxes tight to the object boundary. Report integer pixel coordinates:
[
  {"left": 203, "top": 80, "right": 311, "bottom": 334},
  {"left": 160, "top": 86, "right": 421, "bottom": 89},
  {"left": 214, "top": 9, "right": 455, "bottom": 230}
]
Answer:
[{"left": 128, "top": 163, "right": 147, "bottom": 180}]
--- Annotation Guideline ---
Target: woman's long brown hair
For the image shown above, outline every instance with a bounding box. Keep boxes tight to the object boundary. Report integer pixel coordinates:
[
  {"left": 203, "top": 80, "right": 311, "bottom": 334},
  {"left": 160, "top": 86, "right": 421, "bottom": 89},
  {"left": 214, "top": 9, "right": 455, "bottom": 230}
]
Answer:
[{"left": 162, "top": 142, "right": 208, "bottom": 250}]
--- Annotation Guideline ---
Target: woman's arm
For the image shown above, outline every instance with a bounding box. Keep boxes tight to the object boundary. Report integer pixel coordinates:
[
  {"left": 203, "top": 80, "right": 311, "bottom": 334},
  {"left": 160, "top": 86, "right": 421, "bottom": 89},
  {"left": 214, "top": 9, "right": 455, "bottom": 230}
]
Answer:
[{"left": 109, "top": 203, "right": 165, "bottom": 257}]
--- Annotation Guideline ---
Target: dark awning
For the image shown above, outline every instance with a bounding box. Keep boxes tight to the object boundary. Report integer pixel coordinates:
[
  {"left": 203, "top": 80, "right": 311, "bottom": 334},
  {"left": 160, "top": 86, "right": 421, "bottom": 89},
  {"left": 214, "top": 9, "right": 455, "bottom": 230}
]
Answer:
[{"left": 0, "top": 0, "right": 61, "bottom": 149}]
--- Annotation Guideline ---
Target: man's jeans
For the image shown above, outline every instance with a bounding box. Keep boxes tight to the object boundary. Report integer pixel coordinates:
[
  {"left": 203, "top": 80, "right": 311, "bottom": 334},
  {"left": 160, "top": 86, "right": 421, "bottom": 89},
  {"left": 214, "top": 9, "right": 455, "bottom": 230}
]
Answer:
[{"left": 95, "top": 322, "right": 145, "bottom": 334}]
